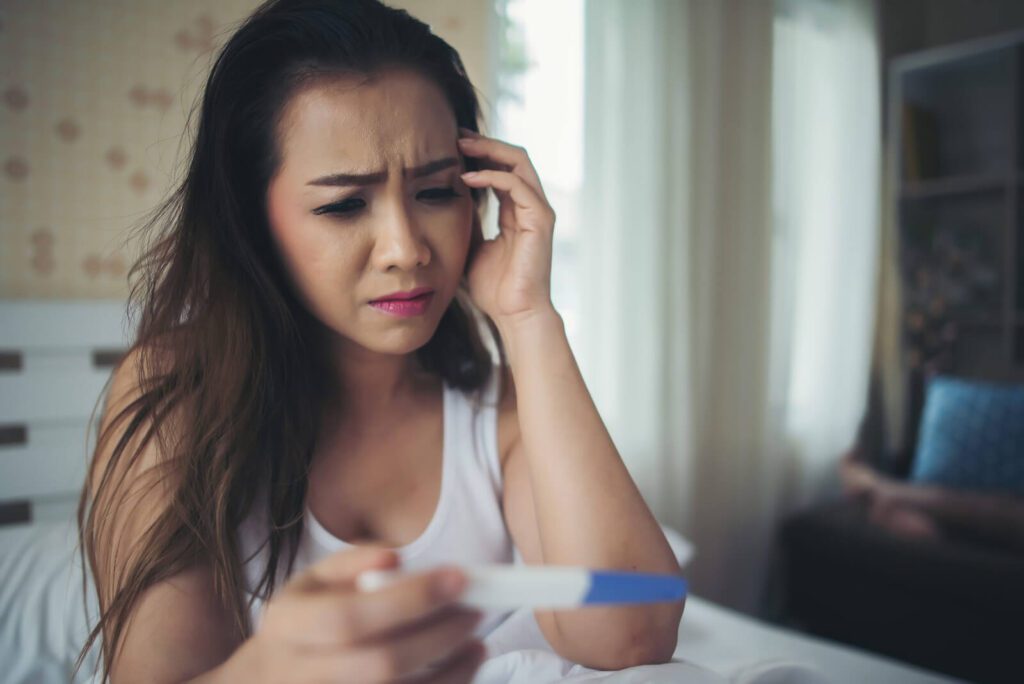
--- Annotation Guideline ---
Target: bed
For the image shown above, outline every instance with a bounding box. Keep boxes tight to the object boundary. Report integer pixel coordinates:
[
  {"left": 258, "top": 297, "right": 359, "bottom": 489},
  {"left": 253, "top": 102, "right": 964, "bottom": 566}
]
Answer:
[
  {"left": 0, "top": 518, "right": 960, "bottom": 683},
  {"left": 0, "top": 301, "right": 961, "bottom": 683}
]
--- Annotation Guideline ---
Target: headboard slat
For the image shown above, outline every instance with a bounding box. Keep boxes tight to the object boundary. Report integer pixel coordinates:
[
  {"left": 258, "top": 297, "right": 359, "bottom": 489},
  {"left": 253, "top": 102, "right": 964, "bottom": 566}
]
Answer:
[
  {"left": 0, "top": 301, "right": 133, "bottom": 509},
  {"left": 0, "top": 352, "right": 23, "bottom": 372},
  {"left": 0, "top": 424, "right": 28, "bottom": 446},
  {"left": 92, "top": 349, "right": 126, "bottom": 369},
  {"left": 0, "top": 419, "right": 93, "bottom": 500}
]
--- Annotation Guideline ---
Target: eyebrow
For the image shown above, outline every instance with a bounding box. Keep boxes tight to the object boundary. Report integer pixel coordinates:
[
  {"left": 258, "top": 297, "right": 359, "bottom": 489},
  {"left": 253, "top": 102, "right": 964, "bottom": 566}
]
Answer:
[{"left": 306, "top": 157, "right": 460, "bottom": 187}]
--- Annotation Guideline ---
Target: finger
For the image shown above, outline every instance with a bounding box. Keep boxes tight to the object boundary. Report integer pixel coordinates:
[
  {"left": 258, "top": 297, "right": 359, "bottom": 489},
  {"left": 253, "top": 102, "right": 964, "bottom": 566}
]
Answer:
[
  {"left": 456, "top": 130, "right": 546, "bottom": 200},
  {"left": 269, "top": 565, "right": 470, "bottom": 648},
  {"left": 293, "top": 545, "right": 399, "bottom": 592},
  {"left": 457, "top": 130, "right": 544, "bottom": 199},
  {"left": 497, "top": 189, "right": 516, "bottom": 232},
  {"left": 408, "top": 640, "right": 487, "bottom": 684},
  {"left": 460, "top": 170, "right": 554, "bottom": 232},
  {"left": 348, "top": 609, "right": 483, "bottom": 682},
  {"left": 297, "top": 637, "right": 486, "bottom": 684}
]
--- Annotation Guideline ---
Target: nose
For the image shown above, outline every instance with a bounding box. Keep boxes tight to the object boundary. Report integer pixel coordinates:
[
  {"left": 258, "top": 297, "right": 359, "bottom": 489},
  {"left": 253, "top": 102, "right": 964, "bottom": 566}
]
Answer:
[{"left": 371, "top": 199, "right": 431, "bottom": 272}]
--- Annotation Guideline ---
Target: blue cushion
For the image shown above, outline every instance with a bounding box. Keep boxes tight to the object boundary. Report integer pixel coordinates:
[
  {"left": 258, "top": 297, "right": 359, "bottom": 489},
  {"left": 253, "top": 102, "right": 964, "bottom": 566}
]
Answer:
[{"left": 910, "top": 376, "right": 1024, "bottom": 495}]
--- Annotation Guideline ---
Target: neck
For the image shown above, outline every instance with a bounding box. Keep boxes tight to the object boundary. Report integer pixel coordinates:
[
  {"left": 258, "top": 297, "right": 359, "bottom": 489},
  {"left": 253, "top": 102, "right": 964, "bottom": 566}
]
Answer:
[{"left": 320, "top": 336, "right": 432, "bottom": 427}]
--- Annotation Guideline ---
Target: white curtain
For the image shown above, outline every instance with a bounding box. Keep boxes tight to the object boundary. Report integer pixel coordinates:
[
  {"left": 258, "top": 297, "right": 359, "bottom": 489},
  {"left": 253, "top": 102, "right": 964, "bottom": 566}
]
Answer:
[
  {"left": 770, "top": 0, "right": 881, "bottom": 507},
  {"left": 579, "top": 0, "right": 880, "bottom": 613}
]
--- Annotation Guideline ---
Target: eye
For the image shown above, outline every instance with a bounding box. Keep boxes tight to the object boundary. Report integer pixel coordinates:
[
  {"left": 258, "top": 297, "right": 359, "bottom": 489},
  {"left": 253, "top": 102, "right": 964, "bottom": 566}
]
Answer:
[
  {"left": 312, "top": 197, "right": 365, "bottom": 217},
  {"left": 417, "top": 187, "right": 461, "bottom": 203}
]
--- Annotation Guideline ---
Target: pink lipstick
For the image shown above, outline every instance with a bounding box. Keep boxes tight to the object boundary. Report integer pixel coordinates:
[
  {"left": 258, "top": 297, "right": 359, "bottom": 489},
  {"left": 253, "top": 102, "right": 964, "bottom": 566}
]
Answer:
[{"left": 369, "top": 287, "right": 435, "bottom": 318}]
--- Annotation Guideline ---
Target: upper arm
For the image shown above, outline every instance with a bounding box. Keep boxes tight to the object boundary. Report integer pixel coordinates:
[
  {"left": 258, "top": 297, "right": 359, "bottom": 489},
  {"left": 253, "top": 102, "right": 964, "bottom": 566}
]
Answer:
[
  {"left": 88, "top": 348, "right": 240, "bottom": 682},
  {"left": 496, "top": 366, "right": 566, "bottom": 649}
]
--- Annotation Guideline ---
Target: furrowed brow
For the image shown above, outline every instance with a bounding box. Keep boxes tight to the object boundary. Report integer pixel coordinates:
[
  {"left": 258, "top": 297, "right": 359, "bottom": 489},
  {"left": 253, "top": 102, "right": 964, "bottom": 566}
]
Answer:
[
  {"left": 306, "top": 157, "right": 459, "bottom": 187},
  {"left": 407, "top": 157, "right": 459, "bottom": 179}
]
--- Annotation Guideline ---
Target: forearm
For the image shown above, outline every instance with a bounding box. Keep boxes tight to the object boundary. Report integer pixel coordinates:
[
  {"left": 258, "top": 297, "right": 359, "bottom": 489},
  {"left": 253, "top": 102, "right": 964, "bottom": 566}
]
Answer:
[
  {"left": 887, "top": 482, "right": 1024, "bottom": 548},
  {"left": 498, "top": 309, "right": 683, "bottom": 666}
]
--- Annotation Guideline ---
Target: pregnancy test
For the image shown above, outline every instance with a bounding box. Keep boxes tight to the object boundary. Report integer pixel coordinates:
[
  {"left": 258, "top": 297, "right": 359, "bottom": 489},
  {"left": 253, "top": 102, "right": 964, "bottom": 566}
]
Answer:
[{"left": 356, "top": 565, "right": 687, "bottom": 609}]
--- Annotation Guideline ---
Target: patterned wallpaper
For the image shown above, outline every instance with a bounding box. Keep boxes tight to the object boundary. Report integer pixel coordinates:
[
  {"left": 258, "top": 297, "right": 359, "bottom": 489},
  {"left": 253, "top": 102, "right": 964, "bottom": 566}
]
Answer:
[{"left": 0, "top": 0, "right": 495, "bottom": 299}]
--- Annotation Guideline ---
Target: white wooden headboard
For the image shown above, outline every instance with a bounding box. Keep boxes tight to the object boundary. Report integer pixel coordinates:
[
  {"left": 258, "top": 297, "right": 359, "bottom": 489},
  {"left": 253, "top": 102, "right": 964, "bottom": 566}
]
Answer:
[{"left": 0, "top": 300, "right": 134, "bottom": 525}]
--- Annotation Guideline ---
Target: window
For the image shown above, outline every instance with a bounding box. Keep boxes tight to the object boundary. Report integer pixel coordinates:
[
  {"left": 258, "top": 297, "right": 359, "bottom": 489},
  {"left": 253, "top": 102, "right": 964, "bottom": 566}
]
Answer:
[{"left": 493, "top": 0, "right": 584, "bottom": 348}]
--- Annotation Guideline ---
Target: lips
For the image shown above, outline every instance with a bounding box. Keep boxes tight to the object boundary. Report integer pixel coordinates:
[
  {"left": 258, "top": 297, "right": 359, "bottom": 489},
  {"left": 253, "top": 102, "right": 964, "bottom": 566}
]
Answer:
[
  {"left": 369, "top": 287, "right": 435, "bottom": 318},
  {"left": 370, "top": 286, "right": 434, "bottom": 303}
]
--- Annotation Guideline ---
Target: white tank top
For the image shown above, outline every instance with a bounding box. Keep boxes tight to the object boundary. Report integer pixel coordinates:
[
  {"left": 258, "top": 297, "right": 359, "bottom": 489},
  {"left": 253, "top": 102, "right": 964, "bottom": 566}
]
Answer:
[{"left": 237, "top": 366, "right": 519, "bottom": 639}]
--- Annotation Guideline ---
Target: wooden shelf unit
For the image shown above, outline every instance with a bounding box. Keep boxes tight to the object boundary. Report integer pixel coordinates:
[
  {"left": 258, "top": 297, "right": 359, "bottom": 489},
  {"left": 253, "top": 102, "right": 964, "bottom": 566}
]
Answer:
[{"left": 889, "top": 30, "right": 1024, "bottom": 385}]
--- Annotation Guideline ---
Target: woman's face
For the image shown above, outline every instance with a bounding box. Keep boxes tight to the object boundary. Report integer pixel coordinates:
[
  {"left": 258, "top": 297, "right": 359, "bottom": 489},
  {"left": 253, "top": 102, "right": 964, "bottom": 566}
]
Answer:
[{"left": 266, "top": 69, "right": 474, "bottom": 356}]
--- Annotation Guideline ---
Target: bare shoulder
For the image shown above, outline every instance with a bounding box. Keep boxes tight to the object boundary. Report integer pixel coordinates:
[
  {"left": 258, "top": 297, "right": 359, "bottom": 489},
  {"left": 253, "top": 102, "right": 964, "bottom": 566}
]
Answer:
[
  {"left": 90, "top": 345, "right": 175, "bottom": 502},
  {"left": 88, "top": 344, "right": 239, "bottom": 681},
  {"left": 89, "top": 344, "right": 182, "bottom": 591}
]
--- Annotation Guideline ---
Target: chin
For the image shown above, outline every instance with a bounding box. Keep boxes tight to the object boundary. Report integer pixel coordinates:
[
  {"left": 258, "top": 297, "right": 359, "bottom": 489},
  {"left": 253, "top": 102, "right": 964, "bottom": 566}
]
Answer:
[
  {"left": 378, "top": 336, "right": 433, "bottom": 357},
  {"left": 362, "top": 322, "right": 440, "bottom": 356}
]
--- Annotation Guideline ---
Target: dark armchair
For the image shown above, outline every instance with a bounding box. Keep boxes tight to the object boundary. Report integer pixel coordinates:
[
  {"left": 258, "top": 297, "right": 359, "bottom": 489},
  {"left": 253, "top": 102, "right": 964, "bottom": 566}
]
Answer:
[{"left": 779, "top": 448, "right": 1024, "bottom": 684}]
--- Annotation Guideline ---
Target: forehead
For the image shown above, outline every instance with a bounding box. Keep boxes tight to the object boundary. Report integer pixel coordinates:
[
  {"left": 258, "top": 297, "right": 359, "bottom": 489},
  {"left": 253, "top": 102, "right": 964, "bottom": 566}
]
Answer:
[{"left": 275, "top": 69, "right": 457, "bottom": 174}]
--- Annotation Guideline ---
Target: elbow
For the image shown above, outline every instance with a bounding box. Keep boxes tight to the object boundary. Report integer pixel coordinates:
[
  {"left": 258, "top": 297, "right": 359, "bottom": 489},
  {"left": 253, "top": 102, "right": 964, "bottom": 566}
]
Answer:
[
  {"left": 565, "top": 627, "right": 676, "bottom": 671},
  {"left": 553, "top": 597, "right": 686, "bottom": 671},
  {"left": 619, "top": 628, "right": 679, "bottom": 669},
  {"left": 612, "top": 601, "right": 685, "bottom": 669}
]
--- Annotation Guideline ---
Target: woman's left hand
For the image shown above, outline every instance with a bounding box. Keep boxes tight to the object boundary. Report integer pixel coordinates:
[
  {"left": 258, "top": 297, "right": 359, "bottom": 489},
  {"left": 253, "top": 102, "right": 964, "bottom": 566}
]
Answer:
[{"left": 457, "top": 129, "right": 555, "bottom": 327}]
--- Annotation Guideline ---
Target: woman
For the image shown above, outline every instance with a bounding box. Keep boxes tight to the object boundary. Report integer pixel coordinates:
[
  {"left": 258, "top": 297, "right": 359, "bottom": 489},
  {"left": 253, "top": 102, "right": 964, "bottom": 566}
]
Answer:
[{"left": 78, "top": 0, "right": 683, "bottom": 681}]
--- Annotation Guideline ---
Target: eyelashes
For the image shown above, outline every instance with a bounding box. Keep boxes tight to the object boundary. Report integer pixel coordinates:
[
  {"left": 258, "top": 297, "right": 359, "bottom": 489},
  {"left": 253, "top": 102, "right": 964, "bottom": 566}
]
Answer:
[
  {"left": 417, "top": 187, "right": 461, "bottom": 202},
  {"left": 312, "top": 197, "right": 365, "bottom": 216},
  {"left": 312, "top": 187, "right": 462, "bottom": 218}
]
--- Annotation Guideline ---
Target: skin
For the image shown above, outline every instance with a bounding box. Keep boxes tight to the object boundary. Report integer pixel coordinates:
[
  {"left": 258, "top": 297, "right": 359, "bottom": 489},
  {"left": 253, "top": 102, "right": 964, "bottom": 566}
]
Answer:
[
  {"left": 266, "top": 70, "right": 475, "bottom": 415},
  {"left": 840, "top": 449, "right": 1024, "bottom": 550},
  {"left": 263, "top": 66, "right": 682, "bottom": 669},
  {"left": 93, "top": 66, "right": 683, "bottom": 683}
]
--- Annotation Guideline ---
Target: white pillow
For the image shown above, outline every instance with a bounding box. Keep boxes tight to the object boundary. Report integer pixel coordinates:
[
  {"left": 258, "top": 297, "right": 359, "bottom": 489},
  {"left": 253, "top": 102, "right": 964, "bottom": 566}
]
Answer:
[{"left": 0, "top": 520, "right": 100, "bottom": 684}]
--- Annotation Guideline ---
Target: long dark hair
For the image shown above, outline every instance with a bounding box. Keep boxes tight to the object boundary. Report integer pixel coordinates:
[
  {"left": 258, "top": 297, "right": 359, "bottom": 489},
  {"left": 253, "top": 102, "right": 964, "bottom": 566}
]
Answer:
[{"left": 76, "top": 1, "right": 502, "bottom": 679}]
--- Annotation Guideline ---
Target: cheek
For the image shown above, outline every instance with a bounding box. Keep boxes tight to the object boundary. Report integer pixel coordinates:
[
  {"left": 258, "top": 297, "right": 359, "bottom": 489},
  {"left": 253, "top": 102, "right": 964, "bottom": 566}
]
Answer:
[
  {"left": 268, "top": 208, "right": 317, "bottom": 285},
  {"left": 267, "top": 193, "right": 360, "bottom": 301},
  {"left": 266, "top": 185, "right": 305, "bottom": 267}
]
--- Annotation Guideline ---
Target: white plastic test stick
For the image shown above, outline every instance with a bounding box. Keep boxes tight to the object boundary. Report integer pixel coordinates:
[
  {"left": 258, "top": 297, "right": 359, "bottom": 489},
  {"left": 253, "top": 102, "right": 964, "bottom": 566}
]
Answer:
[{"left": 355, "top": 565, "right": 687, "bottom": 610}]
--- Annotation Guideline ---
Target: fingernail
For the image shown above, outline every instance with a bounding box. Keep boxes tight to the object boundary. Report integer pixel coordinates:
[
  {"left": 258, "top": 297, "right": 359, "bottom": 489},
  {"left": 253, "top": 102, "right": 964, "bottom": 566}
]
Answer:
[
  {"left": 457, "top": 137, "right": 475, "bottom": 146},
  {"left": 461, "top": 171, "right": 478, "bottom": 179},
  {"left": 436, "top": 569, "right": 466, "bottom": 598}
]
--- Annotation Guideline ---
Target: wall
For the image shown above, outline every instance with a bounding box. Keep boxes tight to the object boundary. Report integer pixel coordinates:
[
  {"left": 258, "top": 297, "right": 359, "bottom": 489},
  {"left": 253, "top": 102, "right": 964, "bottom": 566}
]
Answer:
[{"left": 0, "top": 0, "right": 495, "bottom": 299}]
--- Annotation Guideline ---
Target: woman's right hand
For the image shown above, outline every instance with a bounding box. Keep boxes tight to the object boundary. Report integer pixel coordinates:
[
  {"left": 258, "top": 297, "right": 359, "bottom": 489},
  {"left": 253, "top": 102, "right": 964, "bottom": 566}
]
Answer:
[{"left": 213, "top": 546, "right": 487, "bottom": 683}]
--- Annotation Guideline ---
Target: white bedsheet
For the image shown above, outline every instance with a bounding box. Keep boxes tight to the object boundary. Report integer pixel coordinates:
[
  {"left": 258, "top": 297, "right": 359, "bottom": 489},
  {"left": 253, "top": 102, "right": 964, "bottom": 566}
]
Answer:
[
  {"left": 0, "top": 521, "right": 960, "bottom": 683},
  {"left": 474, "top": 598, "right": 961, "bottom": 684}
]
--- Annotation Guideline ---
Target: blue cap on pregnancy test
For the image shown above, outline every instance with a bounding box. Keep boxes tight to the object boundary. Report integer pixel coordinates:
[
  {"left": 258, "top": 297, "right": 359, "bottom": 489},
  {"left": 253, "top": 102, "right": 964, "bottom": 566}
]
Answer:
[
  {"left": 584, "top": 570, "right": 687, "bottom": 604},
  {"left": 356, "top": 565, "right": 688, "bottom": 609}
]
